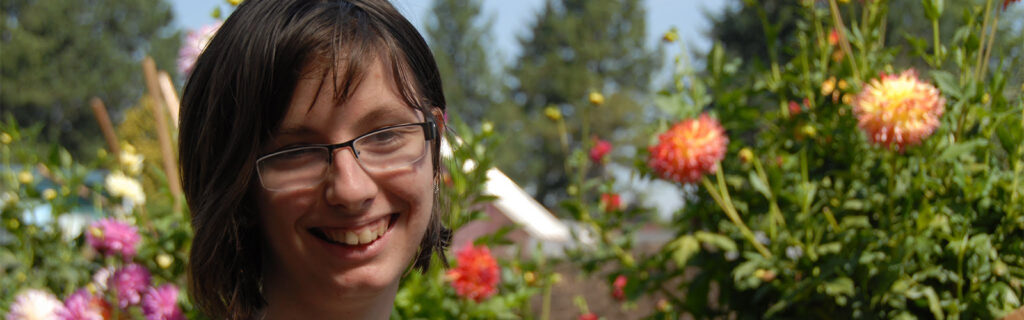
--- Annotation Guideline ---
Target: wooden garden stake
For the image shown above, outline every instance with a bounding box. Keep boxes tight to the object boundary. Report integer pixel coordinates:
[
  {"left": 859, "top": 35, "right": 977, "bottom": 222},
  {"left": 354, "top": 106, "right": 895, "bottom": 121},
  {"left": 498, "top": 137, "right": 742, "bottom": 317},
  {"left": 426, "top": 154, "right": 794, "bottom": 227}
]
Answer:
[
  {"left": 89, "top": 97, "right": 121, "bottom": 160},
  {"left": 157, "top": 71, "right": 180, "bottom": 127},
  {"left": 142, "top": 57, "right": 183, "bottom": 208}
]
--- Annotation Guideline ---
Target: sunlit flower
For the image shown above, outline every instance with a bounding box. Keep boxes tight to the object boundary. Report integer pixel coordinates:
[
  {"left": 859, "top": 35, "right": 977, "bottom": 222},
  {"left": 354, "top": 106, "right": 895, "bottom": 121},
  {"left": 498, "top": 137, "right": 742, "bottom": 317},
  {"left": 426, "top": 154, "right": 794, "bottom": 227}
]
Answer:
[
  {"left": 589, "top": 91, "right": 605, "bottom": 106},
  {"left": 177, "top": 21, "right": 223, "bottom": 75},
  {"left": 86, "top": 218, "right": 141, "bottom": 259},
  {"left": 156, "top": 253, "right": 174, "bottom": 269},
  {"left": 105, "top": 171, "right": 146, "bottom": 206},
  {"left": 648, "top": 114, "right": 729, "bottom": 184},
  {"left": 612, "top": 275, "right": 627, "bottom": 301},
  {"left": 109, "top": 264, "right": 152, "bottom": 308},
  {"left": 852, "top": 69, "right": 945, "bottom": 150},
  {"left": 447, "top": 243, "right": 500, "bottom": 302},
  {"left": 142, "top": 284, "right": 184, "bottom": 320},
  {"left": 7, "top": 289, "right": 65, "bottom": 320},
  {"left": 57, "top": 289, "right": 110, "bottom": 320},
  {"left": 120, "top": 144, "right": 144, "bottom": 176},
  {"left": 600, "top": 193, "right": 621, "bottom": 212},
  {"left": 589, "top": 138, "right": 612, "bottom": 163},
  {"left": 42, "top": 189, "right": 57, "bottom": 201},
  {"left": 579, "top": 313, "right": 599, "bottom": 320},
  {"left": 18, "top": 171, "right": 33, "bottom": 184}
]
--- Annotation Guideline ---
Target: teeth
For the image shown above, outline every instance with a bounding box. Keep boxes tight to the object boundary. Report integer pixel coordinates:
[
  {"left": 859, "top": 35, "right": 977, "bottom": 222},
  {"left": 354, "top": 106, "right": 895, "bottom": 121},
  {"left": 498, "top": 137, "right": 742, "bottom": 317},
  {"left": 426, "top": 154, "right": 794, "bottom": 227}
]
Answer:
[{"left": 320, "top": 216, "right": 389, "bottom": 246}]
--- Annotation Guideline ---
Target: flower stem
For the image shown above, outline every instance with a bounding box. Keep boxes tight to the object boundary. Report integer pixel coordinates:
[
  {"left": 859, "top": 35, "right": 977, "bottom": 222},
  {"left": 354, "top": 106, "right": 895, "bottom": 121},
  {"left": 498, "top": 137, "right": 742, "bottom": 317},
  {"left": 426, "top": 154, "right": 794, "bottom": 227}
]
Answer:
[
  {"left": 980, "top": 8, "right": 1000, "bottom": 80},
  {"left": 931, "top": 19, "right": 942, "bottom": 66},
  {"left": 975, "top": 0, "right": 993, "bottom": 79},
  {"left": 701, "top": 173, "right": 772, "bottom": 259},
  {"left": 828, "top": 0, "right": 861, "bottom": 82}
]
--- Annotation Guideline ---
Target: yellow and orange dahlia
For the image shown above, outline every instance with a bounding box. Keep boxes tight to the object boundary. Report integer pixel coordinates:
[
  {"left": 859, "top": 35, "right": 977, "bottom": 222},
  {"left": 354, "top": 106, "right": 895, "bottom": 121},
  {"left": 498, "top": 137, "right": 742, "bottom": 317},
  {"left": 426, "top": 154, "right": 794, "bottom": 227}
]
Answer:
[
  {"left": 648, "top": 114, "right": 728, "bottom": 184},
  {"left": 852, "top": 69, "right": 945, "bottom": 151}
]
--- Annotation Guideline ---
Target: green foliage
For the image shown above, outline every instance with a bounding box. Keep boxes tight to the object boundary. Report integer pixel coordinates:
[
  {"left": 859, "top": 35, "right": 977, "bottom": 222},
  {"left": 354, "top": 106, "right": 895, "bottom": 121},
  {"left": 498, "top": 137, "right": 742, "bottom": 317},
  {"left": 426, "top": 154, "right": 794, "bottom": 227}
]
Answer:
[
  {"left": 0, "top": 0, "right": 180, "bottom": 159},
  {"left": 502, "top": 0, "right": 662, "bottom": 207},
  {"left": 568, "top": 0, "right": 1024, "bottom": 318}
]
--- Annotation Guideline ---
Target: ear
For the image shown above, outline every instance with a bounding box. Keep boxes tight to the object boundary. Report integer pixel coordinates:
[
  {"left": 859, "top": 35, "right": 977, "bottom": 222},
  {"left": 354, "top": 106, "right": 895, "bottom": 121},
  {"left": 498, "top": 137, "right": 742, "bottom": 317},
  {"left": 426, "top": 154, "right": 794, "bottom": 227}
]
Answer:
[{"left": 429, "top": 107, "right": 446, "bottom": 134}]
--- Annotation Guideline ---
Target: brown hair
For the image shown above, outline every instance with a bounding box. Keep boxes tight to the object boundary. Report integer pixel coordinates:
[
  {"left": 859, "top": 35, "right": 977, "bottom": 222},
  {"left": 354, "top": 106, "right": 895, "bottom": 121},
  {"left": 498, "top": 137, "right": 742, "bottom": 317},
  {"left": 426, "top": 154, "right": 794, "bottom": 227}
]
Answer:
[{"left": 177, "top": 0, "right": 448, "bottom": 318}]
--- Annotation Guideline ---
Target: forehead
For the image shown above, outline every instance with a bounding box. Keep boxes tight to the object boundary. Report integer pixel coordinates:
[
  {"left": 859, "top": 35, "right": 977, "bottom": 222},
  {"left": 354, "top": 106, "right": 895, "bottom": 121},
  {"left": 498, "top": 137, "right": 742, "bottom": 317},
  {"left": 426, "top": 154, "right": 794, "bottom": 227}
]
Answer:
[{"left": 276, "top": 58, "right": 422, "bottom": 136}]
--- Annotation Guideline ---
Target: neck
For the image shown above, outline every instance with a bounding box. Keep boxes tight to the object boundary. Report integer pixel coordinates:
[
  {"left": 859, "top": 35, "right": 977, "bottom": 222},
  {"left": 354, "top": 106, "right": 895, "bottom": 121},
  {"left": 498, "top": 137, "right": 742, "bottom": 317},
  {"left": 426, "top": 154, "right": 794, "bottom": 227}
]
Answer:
[{"left": 260, "top": 273, "right": 398, "bottom": 320}]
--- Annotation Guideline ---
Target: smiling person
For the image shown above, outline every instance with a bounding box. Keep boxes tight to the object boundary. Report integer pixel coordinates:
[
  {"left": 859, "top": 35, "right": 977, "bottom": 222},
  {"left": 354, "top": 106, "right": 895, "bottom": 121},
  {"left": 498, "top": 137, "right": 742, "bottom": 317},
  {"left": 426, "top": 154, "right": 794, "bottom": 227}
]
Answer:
[{"left": 177, "top": 0, "right": 449, "bottom": 319}]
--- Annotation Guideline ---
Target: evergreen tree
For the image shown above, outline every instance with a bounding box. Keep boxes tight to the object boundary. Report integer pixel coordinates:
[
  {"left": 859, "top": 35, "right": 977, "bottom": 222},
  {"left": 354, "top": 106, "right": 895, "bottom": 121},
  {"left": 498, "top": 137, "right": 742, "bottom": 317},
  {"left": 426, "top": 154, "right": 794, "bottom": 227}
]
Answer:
[
  {"left": 424, "top": 0, "right": 501, "bottom": 126},
  {"left": 507, "top": 0, "right": 661, "bottom": 206},
  {"left": 0, "top": 0, "right": 180, "bottom": 158}
]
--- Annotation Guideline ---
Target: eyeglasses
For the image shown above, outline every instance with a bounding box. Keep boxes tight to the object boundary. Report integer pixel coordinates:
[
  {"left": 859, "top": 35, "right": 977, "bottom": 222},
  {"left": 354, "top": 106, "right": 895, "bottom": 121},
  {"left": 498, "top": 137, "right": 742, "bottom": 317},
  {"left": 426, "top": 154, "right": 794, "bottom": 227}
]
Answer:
[{"left": 256, "top": 122, "right": 437, "bottom": 191}]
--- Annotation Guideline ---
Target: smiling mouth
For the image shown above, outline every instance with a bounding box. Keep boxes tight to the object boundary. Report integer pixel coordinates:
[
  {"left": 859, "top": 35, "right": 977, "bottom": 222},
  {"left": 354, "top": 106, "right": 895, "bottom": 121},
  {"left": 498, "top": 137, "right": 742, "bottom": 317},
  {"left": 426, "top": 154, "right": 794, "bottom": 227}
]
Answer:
[{"left": 310, "top": 214, "right": 397, "bottom": 246}]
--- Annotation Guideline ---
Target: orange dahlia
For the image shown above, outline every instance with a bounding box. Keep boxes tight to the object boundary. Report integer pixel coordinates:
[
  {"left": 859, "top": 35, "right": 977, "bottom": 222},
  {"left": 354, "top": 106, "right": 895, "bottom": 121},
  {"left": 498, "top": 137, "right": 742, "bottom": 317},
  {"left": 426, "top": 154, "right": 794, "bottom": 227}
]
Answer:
[
  {"left": 852, "top": 69, "right": 945, "bottom": 151},
  {"left": 447, "top": 243, "right": 500, "bottom": 302},
  {"left": 648, "top": 114, "right": 729, "bottom": 184}
]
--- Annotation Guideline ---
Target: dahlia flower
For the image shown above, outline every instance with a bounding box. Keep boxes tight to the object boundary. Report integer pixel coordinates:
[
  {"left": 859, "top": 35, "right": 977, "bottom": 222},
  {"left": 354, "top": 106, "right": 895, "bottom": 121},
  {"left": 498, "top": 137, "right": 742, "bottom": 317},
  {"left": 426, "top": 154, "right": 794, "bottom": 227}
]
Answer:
[
  {"left": 109, "top": 264, "right": 152, "bottom": 308},
  {"left": 177, "top": 21, "right": 223, "bottom": 75},
  {"left": 589, "top": 138, "right": 612, "bottom": 163},
  {"left": 852, "top": 69, "right": 944, "bottom": 151},
  {"left": 86, "top": 218, "right": 141, "bottom": 259},
  {"left": 648, "top": 114, "right": 729, "bottom": 184},
  {"left": 579, "top": 313, "right": 599, "bottom": 320},
  {"left": 447, "top": 243, "right": 500, "bottom": 302},
  {"left": 7, "top": 289, "right": 65, "bottom": 320},
  {"left": 142, "top": 284, "right": 184, "bottom": 320},
  {"left": 57, "top": 289, "right": 109, "bottom": 320}
]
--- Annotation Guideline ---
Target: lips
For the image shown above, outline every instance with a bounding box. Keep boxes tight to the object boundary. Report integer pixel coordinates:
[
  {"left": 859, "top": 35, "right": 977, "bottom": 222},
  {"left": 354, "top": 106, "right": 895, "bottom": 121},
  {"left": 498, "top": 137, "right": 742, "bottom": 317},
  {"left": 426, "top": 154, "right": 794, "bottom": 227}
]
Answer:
[{"left": 310, "top": 214, "right": 396, "bottom": 246}]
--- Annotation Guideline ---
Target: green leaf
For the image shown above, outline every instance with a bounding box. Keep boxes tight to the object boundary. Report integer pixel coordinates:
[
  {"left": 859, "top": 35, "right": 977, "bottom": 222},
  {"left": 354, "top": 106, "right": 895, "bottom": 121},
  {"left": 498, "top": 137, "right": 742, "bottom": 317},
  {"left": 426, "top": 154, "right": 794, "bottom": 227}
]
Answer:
[
  {"left": 670, "top": 235, "right": 700, "bottom": 267},
  {"left": 841, "top": 216, "right": 872, "bottom": 229},
  {"left": 748, "top": 171, "right": 772, "bottom": 199},
  {"left": 695, "top": 231, "right": 738, "bottom": 253},
  {"left": 937, "top": 139, "right": 987, "bottom": 162},
  {"left": 929, "top": 70, "right": 960, "bottom": 99}
]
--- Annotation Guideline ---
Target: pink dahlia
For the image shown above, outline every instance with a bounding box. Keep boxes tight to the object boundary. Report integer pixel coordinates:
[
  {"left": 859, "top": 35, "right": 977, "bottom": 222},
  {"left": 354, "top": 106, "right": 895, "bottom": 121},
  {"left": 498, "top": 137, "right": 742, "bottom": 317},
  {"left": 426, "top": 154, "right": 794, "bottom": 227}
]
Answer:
[
  {"left": 7, "top": 289, "right": 65, "bottom": 320},
  {"left": 142, "top": 284, "right": 184, "bottom": 320},
  {"left": 447, "top": 243, "right": 500, "bottom": 302},
  {"left": 852, "top": 69, "right": 945, "bottom": 151},
  {"left": 177, "top": 21, "right": 223, "bottom": 75},
  {"left": 85, "top": 218, "right": 141, "bottom": 260},
  {"left": 589, "top": 137, "right": 612, "bottom": 164},
  {"left": 648, "top": 114, "right": 729, "bottom": 184},
  {"left": 57, "top": 289, "right": 110, "bottom": 320},
  {"left": 612, "top": 275, "right": 627, "bottom": 301},
  {"left": 109, "top": 264, "right": 152, "bottom": 308}
]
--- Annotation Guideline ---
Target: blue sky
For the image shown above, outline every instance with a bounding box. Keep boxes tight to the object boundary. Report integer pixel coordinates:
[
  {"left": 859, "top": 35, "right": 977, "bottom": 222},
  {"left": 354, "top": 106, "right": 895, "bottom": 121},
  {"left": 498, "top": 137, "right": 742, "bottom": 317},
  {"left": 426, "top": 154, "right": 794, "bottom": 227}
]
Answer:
[{"left": 171, "top": 0, "right": 729, "bottom": 61}]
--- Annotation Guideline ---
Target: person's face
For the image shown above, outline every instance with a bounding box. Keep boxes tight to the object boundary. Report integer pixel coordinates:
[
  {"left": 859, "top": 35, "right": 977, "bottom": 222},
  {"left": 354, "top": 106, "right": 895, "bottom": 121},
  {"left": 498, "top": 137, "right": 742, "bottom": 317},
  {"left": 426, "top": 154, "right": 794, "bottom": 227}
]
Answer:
[{"left": 256, "top": 58, "right": 434, "bottom": 300}]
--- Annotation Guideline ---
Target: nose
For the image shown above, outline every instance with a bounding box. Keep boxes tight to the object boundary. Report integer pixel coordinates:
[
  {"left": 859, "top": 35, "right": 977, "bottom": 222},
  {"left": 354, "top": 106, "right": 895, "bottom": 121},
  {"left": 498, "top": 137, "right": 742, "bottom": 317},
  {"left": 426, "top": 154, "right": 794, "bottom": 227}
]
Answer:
[{"left": 324, "top": 147, "right": 378, "bottom": 211}]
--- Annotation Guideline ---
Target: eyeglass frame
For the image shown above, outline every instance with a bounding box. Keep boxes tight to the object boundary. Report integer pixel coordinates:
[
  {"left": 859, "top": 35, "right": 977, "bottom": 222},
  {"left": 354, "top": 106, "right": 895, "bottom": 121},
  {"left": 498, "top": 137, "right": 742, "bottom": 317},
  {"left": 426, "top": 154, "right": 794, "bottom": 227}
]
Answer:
[{"left": 254, "top": 121, "right": 438, "bottom": 191}]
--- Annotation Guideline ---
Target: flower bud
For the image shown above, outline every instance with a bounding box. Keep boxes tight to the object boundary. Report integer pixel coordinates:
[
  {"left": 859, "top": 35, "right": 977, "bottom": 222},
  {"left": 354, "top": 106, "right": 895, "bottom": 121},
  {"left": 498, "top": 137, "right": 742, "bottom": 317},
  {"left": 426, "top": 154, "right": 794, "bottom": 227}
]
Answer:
[
  {"left": 544, "top": 106, "right": 563, "bottom": 121},
  {"left": 588, "top": 91, "right": 605, "bottom": 106},
  {"left": 18, "top": 171, "right": 33, "bottom": 184},
  {"left": 0, "top": 132, "right": 11, "bottom": 144},
  {"left": 739, "top": 148, "right": 754, "bottom": 164},
  {"left": 43, "top": 188, "right": 57, "bottom": 201},
  {"left": 662, "top": 30, "right": 678, "bottom": 43}
]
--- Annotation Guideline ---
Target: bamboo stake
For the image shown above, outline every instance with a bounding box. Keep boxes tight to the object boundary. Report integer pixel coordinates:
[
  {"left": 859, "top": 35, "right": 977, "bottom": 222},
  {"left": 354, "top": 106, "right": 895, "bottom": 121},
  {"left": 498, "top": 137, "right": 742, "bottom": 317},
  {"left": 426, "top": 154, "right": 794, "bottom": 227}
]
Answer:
[
  {"left": 142, "top": 57, "right": 183, "bottom": 207},
  {"left": 157, "top": 71, "right": 180, "bottom": 127},
  {"left": 89, "top": 97, "right": 121, "bottom": 160}
]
